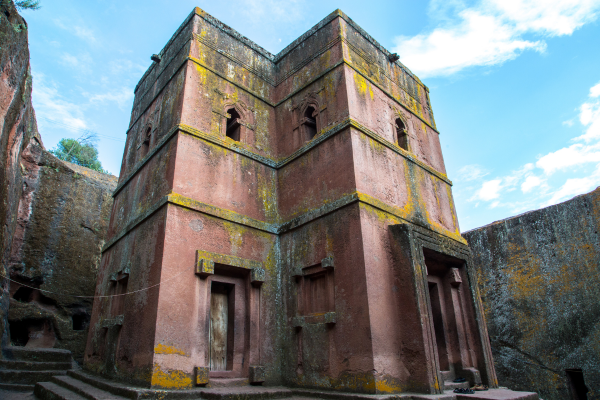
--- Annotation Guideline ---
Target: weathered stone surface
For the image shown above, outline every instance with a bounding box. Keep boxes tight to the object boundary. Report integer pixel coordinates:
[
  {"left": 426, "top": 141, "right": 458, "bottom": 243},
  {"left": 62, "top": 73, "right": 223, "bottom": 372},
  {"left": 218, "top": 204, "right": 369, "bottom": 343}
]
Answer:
[
  {"left": 464, "top": 187, "right": 600, "bottom": 400},
  {"left": 0, "top": 2, "right": 117, "bottom": 363},
  {"left": 6, "top": 147, "right": 117, "bottom": 361},
  {"left": 85, "top": 8, "right": 506, "bottom": 398},
  {"left": 0, "top": 0, "right": 41, "bottom": 351}
]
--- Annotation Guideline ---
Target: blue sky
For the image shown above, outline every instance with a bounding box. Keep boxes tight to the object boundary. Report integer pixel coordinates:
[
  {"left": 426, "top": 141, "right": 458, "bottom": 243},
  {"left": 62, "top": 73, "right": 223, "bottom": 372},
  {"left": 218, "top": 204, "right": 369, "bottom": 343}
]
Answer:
[{"left": 18, "top": 0, "right": 600, "bottom": 231}]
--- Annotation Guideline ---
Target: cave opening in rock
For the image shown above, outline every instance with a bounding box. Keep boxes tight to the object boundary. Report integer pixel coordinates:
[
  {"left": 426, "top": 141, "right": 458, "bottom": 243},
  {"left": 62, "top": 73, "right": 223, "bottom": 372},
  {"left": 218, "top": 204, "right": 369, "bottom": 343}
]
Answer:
[
  {"left": 13, "top": 286, "right": 34, "bottom": 302},
  {"left": 73, "top": 312, "right": 91, "bottom": 331},
  {"left": 566, "top": 369, "right": 589, "bottom": 400}
]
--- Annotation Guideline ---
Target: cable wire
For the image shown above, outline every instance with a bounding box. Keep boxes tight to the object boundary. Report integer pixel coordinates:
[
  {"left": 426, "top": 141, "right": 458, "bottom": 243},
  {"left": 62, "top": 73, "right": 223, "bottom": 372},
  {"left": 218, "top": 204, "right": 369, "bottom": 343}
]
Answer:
[{"left": 0, "top": 265, "right": 192, "bottom": 299}]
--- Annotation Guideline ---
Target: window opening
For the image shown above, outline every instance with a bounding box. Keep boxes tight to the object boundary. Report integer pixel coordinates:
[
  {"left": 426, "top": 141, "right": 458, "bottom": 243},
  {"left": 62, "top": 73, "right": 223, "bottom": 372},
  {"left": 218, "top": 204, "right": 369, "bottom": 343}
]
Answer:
[
  {"left": 141, "top": 127, "right": 151, "bottom": 157},
  {"left": 297, "top": 263, "right": 334, "bottom": 316},
  {"left": 303, "top": 106, "right": 317, "bottom": 141},
  {"left": 72, "top": 312, "right": 90, "bottom": 331},
  {"left": 225, "top": 108, "right": 241, "bottom": 141},
  {"left": 566, "top": 369, "right": 589, "bottom": 400},
  {"left": 110, "top": 276, "right": 128, "bottom": 317},
  {"left": 395, "top": 118, "right": 408, "bottom": 150}
]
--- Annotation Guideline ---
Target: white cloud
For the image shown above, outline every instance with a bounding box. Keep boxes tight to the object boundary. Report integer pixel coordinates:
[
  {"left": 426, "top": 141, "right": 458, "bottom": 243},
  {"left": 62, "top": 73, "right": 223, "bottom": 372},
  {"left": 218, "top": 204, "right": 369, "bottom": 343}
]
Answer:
[
  {"left": 72, "top": 26, "right": 97, "bottom": 43},
  {"left": 590, "top": 82, "right": 600, "bottom": 98},
  {"left": 54, "top": 19, "right": 97, "bottom": 43},
  {"left": 473, "top": 179, "right": 503, "bottom": 201},
  {"left": 89, "top": 87, "right": 134, "bottom": 109},
  {"left": 459, "top": 80, "right": 600, "bottom": 214},
  {"left": 521, "top": 175, "right": 543, "bottom": 193},
  {"left": 489, "top": 0, "right": 600, "bottom": 35},
  {"left": 468, "top": 163, "right": 534, "bottom": 202},
  {"left": 456, "top": 164, "right": 489, "bottom": 181},
  {"left": 395, "top": 11, "right": 545, "bottom": 77},
  {"left": 545, "top": 166, "right": 600, "bottom": 205},
  {"left": 108, "top": 59, "right": 147, "bottom": 77},
  {"left": 239, "top": 0, "right": 304, "bottom": 24},
  {"left": 32, "top": 73, "right": 87, "bottom": 130},
  {"left": 394, "top": 0, "right": 600, "bottom": 77},
  {"left": 536, "top": 142, "right": 600, "bottom": 174},
  {"left": 575, "top": 97, "right": 600, "bottom": 142},
  {"left": 60, "top": 52, "right": 94, "bottom": 73}
]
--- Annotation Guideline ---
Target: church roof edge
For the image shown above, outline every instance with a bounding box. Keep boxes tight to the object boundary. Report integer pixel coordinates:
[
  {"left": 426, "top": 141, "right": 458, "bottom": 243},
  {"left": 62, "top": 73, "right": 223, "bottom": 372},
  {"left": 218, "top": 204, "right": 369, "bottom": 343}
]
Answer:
[{"left": 135, "top": 7, "right": 424, "bottom": 94}]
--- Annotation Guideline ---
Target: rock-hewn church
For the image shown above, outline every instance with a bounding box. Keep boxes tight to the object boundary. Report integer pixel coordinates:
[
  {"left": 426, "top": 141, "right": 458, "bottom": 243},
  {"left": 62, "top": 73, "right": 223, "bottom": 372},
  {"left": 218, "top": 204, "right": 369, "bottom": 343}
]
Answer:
[{"left": 80, "top": 8, "right": 533, "bottom": 399}]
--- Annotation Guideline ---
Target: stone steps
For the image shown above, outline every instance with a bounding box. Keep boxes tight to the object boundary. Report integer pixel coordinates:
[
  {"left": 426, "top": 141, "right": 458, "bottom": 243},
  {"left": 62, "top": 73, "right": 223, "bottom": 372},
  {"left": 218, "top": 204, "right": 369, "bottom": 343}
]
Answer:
[
  {"left": 2, "top": 346, "right": 72, "bottom": 362},
  {"left": 443, "top": 381, "right": 470, "bottom": 390},
  {"left": 0, "top": 369, "right": 67, "bottom": 384},
  {"left": 210, "top": 378, "right": 251, "bottom": 388},
  {"left": 35, "top": 382, "right": 89, "bottom": 400},
  {"left": 66, "top": 370, "right": 138, "bottom": 398},
  {"left": 0, "top": 346, "right": 73, "bottom": 391},
  {"left": 0, "top": 382, "right": 38, "bottom": 391},
  {"left": 45, "top": 375, "right": 130, "bottom": 399},
  {"left": 34, "top": 369, "right": 539, "bottom": 400},
  {"left": 36, "top": 370, "right": 296, "bottom": 400},
  {"left": 0, "top": 359, "right": 72, "bottom": 371},
  {"left": 443, "top": 389, "right": 539, "bottom": 400}
]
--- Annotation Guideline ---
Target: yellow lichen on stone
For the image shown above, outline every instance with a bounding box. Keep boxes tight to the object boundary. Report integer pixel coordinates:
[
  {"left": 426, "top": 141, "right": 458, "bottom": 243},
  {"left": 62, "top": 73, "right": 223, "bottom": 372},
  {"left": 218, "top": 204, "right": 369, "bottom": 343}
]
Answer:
[
  {"left": 354, "top": 71, "right": 369, "bottom": 97},
  {"left": 151, "top": 364, "right": 193, "bottom": 389},
  {"left": 154, "top": 343, "right": 187, "bottom": 356}
]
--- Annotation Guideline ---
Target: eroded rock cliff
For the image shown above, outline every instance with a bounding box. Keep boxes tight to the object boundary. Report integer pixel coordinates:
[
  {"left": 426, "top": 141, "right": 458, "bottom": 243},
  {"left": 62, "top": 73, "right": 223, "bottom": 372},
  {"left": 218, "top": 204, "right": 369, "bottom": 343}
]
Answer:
[
  {"left": 1, "top": 1, "right": 117, "bottom": 362},
  {"left": 0, "top": 0, "right": 40, "bottom": 350}
]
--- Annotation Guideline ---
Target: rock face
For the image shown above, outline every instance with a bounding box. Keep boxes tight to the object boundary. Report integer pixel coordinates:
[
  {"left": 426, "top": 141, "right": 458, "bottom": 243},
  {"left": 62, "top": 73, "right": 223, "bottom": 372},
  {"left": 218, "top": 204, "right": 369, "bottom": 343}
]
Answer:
[
  {"left": 7, "top": 148, "right": 117, "bottom": 361},
  {"left": 0, "top": 2, "right": 118, "bottom": 363},
  {"left": 464, "top": 188, "right": 600, "bottom": 400},
  {"left": 0, "top": 0, "right": 40, "bottom": 350}
]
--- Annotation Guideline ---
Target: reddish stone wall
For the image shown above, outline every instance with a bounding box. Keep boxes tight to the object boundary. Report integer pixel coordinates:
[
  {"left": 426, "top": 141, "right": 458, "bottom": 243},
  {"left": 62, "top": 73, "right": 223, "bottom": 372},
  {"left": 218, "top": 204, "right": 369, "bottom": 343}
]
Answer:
[
  {"left": 87, "top": 8, "right": 495, "bottom": 395},
  {"left": 0, "top": 1, "right": 39, "bottom": 350},
  {"left": 86, "top": 207, "right": 166, "bottom": 380}
]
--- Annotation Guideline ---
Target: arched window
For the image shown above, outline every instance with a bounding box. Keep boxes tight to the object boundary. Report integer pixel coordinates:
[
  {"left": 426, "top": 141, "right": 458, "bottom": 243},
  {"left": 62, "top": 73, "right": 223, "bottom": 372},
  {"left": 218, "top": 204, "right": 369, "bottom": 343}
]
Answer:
[
  {"left": 141, "top": 126, "right": 151, "bottom": 157},
  {"left": 302, "top": 106, "right": 317, "bottom": 141},
  {"left": 225, "top": 108, "right": 241, "bottom": 141},
  {"left": 395, "top": 118, "right": 408, "bottom": 151}
]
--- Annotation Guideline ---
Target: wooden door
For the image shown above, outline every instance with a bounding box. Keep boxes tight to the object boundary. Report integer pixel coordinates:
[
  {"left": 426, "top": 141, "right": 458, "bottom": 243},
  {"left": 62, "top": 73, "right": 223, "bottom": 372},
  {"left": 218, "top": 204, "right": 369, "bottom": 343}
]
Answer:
[{"left": 210, "top": 285, "right": 228, "bottom": 371}]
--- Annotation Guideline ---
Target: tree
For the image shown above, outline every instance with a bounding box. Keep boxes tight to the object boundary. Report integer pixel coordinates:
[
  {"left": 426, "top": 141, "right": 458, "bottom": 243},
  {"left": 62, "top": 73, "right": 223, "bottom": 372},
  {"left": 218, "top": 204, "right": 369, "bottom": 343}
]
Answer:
[
  {"left": 13, "top": 0, "right": 40, "bottom": 11},
  {"left": 50, "top": 136, "right": 108, "bottom": 173}
]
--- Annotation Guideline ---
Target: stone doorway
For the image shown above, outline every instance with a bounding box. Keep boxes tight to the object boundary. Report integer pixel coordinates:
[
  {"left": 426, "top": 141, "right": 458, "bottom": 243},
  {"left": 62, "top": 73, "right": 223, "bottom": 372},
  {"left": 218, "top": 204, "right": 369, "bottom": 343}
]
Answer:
[
  {"left": 209, "top": 282, "right": 234, "bottom": 371},
  {"left": 206, "top": 266, "right": 250, "bottom": 379},
  {"left": 423, "top": 248, "right": 481, "bottom": 385}
]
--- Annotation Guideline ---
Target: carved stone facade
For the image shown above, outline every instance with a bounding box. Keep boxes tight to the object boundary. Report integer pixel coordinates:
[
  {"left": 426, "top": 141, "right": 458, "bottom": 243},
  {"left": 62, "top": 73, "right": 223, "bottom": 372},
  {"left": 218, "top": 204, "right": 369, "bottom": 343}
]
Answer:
[{"left": 85, "top": 8, "right": 501, "bottom": 395}]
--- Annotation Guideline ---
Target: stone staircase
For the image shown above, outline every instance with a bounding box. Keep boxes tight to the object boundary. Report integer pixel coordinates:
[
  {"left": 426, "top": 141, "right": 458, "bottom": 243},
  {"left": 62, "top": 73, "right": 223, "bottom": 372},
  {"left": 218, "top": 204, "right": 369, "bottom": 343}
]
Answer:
[
  {"left": 34, "top": 369, "right": 540, "bottom": 400},
  {"left": 35, "top": 370, "right": 293, "bottom": 400},
  {"left": 0, "top": 346, "right": 73, "bottom": 391},
  {"left": 440, "top": 371, "right": 471, "bottom": 391}
]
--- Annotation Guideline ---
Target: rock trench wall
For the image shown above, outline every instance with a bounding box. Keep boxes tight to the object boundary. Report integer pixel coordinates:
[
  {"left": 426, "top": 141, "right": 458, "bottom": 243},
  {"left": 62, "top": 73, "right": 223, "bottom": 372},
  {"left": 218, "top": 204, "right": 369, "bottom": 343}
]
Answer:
[
  {"left": 0, "top": 0, "right": 40, "bottom": 351},
  {"left": 464, "top": 187, "right": 600, "bottom": 400},
  {"left": 7, "top": 147, "right": 117, "bottom": 361},
  {"left": 0, "top": 2, "right": 117, "bottom": 362}
]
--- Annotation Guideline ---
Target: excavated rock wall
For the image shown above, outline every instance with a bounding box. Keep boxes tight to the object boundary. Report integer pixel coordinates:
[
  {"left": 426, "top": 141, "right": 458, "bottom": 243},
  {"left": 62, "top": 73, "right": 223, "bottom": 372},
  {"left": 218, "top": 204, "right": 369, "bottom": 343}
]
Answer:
[
  {"left": 0, "top": 2, "right": 118, "bottom": 362},
  {"left": 7, "top": 148, "right": 117, "bottom": 361},
  {"left": 0, "top": 0, "right": 40, "bottom": 350},
  {"left": 464, "top": 188, "right": 600, "bottom": 400}
]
